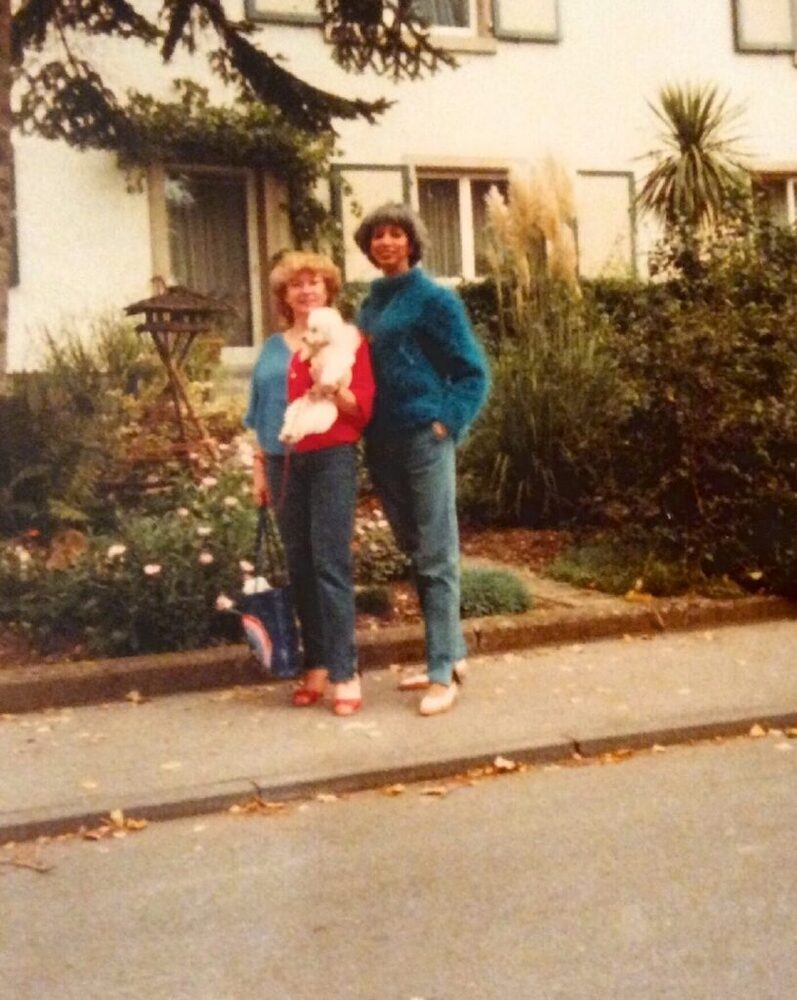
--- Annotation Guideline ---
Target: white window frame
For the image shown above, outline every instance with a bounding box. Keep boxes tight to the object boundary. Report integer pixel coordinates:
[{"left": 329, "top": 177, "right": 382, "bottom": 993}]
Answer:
[
  {"left": 147, "top": 164, "right": 265, "bottom": 364},
  {"left": 755, "top": 173, "right": 797, "bottom": 224},
  {"left": 414, "top": 168, "right": 508, "bottom": 281}
]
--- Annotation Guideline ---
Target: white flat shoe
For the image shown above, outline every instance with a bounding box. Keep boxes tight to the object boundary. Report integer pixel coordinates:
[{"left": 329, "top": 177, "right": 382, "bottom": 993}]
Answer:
[
  {"left": 419, "top": 682, "right": 458, "bottom": 717},
  {"left": 398, "top": 660, "right": 468, "bottom": 692}
]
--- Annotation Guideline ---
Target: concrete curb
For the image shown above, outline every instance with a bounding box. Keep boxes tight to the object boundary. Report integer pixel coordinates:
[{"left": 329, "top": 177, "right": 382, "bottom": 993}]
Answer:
[
  {"left": 4, "top": 707, "right": 796, "bottom": 844},
  {"left": 1, "top": 593, "right": 795, "bottom": 713}
]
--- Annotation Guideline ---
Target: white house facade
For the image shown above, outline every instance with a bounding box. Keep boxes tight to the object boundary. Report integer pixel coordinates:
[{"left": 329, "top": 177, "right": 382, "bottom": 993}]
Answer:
[{"left": 8, "top": 0, "right": 797, "bottom": 370}]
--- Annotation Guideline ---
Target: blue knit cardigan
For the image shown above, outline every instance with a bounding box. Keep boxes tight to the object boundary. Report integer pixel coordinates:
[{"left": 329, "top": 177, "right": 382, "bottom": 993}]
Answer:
[{"left": 357, "top": 267, "right": 489, "bottom": 443}]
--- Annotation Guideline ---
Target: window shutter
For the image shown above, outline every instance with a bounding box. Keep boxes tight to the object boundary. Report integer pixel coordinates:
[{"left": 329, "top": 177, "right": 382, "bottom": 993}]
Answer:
[
  {"left": 331, "top": 165, "right": 411, "bottom": 281},
  {"left": 574, "top": 172, "right": 636, "bottom": 279},
  {"left": 244, "top": 0, "right": 321, "bottom": 24},
  {"left": 492, "top": 0, "right": 560, "bottom": 42},
  {"left": 733, "top": 0, "right": 795, "bottom": 52}
]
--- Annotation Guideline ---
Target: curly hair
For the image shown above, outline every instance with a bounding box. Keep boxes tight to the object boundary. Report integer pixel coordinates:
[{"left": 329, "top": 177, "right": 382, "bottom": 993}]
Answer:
[
  {"left": 269, "top": 251, "right": 342, "bottom": 325},
  {"left": 353, "top": 203, "right": 428, "bottom": 267}
]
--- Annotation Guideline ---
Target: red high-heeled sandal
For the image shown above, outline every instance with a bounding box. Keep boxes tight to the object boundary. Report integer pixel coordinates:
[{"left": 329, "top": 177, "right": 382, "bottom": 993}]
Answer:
[{"left": 292, "top": 686, "right": 324, "bottom": 707}]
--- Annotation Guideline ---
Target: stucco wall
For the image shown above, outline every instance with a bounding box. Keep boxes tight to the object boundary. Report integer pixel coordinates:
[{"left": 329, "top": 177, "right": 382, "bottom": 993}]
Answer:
[{"left": 8, "top": 0, "right": 797, "bottom": 367}]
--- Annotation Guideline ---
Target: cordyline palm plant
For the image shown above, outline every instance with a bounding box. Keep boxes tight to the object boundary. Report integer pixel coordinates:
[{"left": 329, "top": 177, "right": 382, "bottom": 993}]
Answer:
[{"left": 638, "top": 83, "right": 749, "bottom": 231}]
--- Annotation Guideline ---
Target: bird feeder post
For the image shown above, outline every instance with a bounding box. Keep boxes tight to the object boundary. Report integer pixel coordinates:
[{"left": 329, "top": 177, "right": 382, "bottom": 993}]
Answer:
[{"left": 124, "top": 285, "right": 230, "bottom": 465}]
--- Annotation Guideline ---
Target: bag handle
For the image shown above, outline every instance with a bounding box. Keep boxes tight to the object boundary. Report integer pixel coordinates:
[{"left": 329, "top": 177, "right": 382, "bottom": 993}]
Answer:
[{"left": 254, "top": 504, "right": 286, "bottom": 585}]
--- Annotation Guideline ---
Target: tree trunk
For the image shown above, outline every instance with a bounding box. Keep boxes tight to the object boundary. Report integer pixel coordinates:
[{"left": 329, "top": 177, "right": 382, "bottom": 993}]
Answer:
[{"left": 0, "top": 0, "right": 11, "bottom": 376}]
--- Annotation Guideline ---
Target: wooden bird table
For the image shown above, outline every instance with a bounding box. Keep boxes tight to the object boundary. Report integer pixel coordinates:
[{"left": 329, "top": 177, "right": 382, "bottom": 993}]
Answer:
[{"left": 125, "top": 285, "right": 229, "bottom": 464}]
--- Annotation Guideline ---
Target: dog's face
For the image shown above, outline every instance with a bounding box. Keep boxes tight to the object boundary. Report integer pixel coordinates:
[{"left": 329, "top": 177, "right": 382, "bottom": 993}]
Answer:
[{"left": 302, "top": 307, "right": 342, "bottom": 355}]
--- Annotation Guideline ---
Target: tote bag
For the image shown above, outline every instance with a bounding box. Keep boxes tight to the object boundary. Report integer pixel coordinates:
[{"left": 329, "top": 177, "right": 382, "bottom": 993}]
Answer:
[{"left": 238, "top": 505, "right": 301, "bottom": 679}]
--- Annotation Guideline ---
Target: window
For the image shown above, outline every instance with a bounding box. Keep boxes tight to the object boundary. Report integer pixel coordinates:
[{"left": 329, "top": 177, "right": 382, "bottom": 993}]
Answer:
[
  {"left": 733, "top": 0, "right": 796, "bottom": 53},
  {"left": 417, "top": 172, "right": 508, "bottom": 279},
  {"left": 755, "top": 175, "right": 797, "bottom": 225},
  {"left": 414, "top": 0, "right": 475, "bottom": 30},
  {"left": 149, "top": 167, "right": 264, "bottom": 350},
  {"left": 246, "top": 1, "right": 562, "bottom": 44}
]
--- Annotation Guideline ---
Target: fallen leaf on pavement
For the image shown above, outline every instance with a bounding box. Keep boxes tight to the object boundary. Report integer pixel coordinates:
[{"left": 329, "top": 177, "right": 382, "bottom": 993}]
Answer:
[
  {"left": 749, "top": 723, "right": 767, "bottom": 738},
  {"left": 0, "top": 856, "right": 54, "bottom": 874},
  {"left": 316, "top": 793, "right": 338, "bottom": 803},
  {"left": 493, "top": 755, "right": 518, "bottom": 772},
  {"left": 624, "top": 590, "right": 653, "bottom": 604},
  {"left": 382, "top": 784, "right": 406, "bottom": 796}
]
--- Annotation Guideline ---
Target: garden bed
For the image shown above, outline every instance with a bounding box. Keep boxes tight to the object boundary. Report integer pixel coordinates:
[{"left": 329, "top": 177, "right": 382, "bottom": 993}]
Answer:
[{"left": 0, "top": 528, "right": 570, "bottom": 669}]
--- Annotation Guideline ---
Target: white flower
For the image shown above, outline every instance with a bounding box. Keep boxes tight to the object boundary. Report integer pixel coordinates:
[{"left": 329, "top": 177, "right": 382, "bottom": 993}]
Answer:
[
  {"left": 196, "top": 525, "right": 212, "bottom": 537},
  {"left": 377, "top": 518, "right": 389, "bottom": 529},
  {"left": 215, "top": 593, "right": 235, "bottom": 612},
  {"left": 200, "top": 476, "right": 218, "bottom": 489},
  {"left": 198, "top": 551, "right": 214, "bottom": 565},
  {"left": 239, "top": 559, "right": 255, "bottom": 573},
  {"left": 13, "top": 546, "right": 32, "bottom": 565},
  {"left": 106, "top": 544, "right": 127, "bottom": 560},
  {"left": 369, "top": 542, "right": 380, "bottom": 553},
  {"left": 143, "top": 563, "right": 162, "bottom": 576},
  {"left": 223, "top": 495, "right": 240, "bottom": 509},
  {"left": 176, "top": 507, "right": 190, "bottom": 518}
]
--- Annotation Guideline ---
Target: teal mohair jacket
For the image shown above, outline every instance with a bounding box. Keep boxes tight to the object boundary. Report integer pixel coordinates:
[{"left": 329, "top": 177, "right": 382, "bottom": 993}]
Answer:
[{"left": 357, "top": 266, "right": 490, "bottom": 443}]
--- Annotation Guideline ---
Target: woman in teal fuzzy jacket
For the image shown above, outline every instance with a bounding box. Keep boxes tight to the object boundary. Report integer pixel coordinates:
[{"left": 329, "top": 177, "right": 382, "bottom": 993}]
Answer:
[{"left": 355, "top": 203, "right": 490, "bottom": 716}]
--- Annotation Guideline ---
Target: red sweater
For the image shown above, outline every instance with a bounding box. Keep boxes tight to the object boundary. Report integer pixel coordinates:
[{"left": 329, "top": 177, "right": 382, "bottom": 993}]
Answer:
[{"left": 287, "top": 335, "right": 375, "bottom": 453}]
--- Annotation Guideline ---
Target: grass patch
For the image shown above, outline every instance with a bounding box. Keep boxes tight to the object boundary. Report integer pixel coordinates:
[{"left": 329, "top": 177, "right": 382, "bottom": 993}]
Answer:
[
  {"left": 460, "top": 567, "right": 531, "bottom": 618},
  {"left": 548, "top": 539, "right": 746, "bottom": 598}
]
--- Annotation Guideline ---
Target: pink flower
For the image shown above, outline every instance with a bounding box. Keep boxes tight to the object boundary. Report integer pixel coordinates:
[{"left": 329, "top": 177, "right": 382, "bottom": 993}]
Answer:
[
  {"left": 215, "top": 593, "right": 235, "bottom": 612},
  {"left": 239, "top": 559, "right": 255, "bottom": 573},
  {"left": 176, "top": 507, "right": 190, "bottom": 518},
  {"left": 196, "top": 525, "right": 212, "bottom": 537},
  {"left": 198, "top": 551, "right": 214, "bottom": 565},
  {"left": 200, "top": 476, "right": 218, "bottom": 489},
  {"left": 106, "top": 544, "right": 127, "bottom": 560},
  {"left": 143, "top": 564, "right": 162, "bottom": 576}
]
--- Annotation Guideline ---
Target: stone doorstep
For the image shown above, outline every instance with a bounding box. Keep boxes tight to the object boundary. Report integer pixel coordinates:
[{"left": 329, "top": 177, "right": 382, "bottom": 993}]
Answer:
[{"left": 0, "top": 593, "right": 794, "bottom": 715}]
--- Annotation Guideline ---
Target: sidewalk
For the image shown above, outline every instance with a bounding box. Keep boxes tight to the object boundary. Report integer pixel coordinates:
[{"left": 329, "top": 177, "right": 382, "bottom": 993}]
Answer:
[{"left": 3, "top": 618, "right": 797, "bottom": 844}]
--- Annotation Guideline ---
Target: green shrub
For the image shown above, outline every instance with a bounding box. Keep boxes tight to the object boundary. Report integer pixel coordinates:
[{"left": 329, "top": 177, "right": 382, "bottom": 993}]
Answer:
[
  {"left": 355, "top": 584, "right": 392, "bottom": 616},
  {"left": 594, "top": 210, "right": 797, "bottom": 595},
  {"left": 459, "top": 567, "right": 531, "bottom": 618},
  {"left": 353, "top": 508, "right": 410, "bottom": 584},
  {"left": 0, "top": 472, "right": 256, "bottom": 656}
]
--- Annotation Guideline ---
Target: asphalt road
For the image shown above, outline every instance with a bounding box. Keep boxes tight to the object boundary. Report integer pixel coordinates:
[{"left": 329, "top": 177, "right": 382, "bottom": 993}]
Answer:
[{"left": 3, "top": 734, "right": 796, "bottom": 1000}]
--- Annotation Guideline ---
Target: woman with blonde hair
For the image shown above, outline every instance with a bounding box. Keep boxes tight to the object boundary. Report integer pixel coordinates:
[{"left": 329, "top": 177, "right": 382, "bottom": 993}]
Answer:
[{"left": 244, "top": 251, "right": 374, "bottom": 715}]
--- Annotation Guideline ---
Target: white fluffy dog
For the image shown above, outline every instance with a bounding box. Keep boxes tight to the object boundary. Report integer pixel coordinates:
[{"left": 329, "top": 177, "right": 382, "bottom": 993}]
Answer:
[{"left": 279, "top": 306, "right": 360, "bottom": 446}]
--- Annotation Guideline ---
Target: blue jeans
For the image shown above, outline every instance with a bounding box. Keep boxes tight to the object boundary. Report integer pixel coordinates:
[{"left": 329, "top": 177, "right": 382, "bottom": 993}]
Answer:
[
  {"left": 267, "top": 446, "right": 358, "bottom": 683},
  {"left": 366, "top": 427, "right": 467, "bottom": 685}
]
